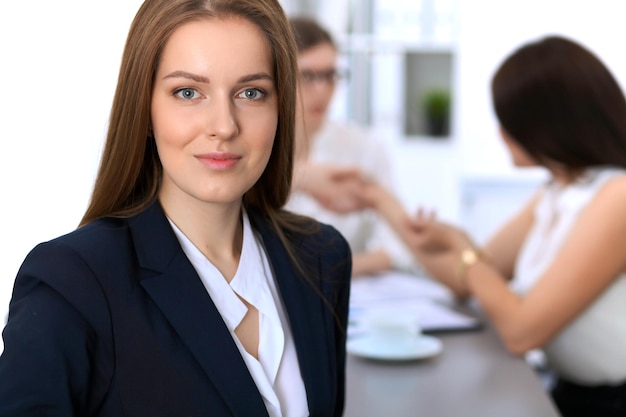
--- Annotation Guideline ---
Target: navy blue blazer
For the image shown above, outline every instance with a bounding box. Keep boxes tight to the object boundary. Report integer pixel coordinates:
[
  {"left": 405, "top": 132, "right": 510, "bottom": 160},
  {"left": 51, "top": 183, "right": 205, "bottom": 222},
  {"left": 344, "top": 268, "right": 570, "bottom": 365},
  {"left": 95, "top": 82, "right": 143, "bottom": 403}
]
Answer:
[{"left": 0, "top": 201, "right": 351, "bottom": 416}]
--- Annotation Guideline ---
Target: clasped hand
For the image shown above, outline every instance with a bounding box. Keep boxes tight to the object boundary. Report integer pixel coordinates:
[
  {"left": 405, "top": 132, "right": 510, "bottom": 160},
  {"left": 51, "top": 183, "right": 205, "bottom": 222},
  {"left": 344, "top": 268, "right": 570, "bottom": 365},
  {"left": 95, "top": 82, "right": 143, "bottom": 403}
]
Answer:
[
  {"left": 403, "top": 209, "right": 472, "bottom": 256},
  {"left": 298, "top": 164, "right": 371, "bottom": 213}
]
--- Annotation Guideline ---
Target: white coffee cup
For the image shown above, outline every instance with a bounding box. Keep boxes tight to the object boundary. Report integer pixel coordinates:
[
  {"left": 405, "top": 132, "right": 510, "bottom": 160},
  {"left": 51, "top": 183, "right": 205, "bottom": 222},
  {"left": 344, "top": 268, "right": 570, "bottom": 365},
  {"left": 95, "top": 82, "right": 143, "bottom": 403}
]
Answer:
[{"left": 363, "top": 308, "right": 421, "bottom": 354}]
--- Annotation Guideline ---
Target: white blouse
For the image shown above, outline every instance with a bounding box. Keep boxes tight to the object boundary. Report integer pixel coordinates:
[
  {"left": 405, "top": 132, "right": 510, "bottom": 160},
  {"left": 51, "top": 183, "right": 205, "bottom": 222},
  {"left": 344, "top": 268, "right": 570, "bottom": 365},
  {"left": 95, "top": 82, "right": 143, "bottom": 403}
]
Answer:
[
  {"left": 512, "top": 167, "right": 626, "bottom": 384},
  {"left": 168, "top": 211, "right": 308, "bottom": 417}
]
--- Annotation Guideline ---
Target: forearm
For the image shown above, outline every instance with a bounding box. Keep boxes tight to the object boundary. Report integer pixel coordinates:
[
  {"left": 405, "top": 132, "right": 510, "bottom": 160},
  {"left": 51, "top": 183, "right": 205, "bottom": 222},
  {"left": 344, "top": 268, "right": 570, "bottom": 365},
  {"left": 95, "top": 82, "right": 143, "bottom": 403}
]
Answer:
[
  {"left": 463, "top": 259, "right": 539, "bottom": 355},
  {"left": 413, "top": 251, "right": 472, "bottom": 299},
  {"left": 366, "top": 186, "right": 468, "bottom": 295},
  {"left": 351, "top": 250, "right": 393, "bottom": 277},
  {"left": 365, "top": 185, "right": 410, "bottom": 240}
]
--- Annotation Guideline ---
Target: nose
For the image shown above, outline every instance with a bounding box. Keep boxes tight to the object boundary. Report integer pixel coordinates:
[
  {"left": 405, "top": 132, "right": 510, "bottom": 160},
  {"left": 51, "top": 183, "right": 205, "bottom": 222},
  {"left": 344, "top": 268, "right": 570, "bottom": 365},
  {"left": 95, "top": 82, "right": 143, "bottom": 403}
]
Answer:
[{"left": 206, "top": 93, "right": 239, "bottom": 140}]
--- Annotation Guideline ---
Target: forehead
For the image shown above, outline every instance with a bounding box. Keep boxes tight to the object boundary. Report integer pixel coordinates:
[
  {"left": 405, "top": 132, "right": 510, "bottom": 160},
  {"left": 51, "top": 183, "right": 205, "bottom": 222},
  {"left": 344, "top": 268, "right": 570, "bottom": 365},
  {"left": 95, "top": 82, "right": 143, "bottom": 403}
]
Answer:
[
  {"left": 157, "top": 16, "right": 273, "bottom": 76},
  {"left": 297, "top": 43, "right": 336, "bottom": 70}
]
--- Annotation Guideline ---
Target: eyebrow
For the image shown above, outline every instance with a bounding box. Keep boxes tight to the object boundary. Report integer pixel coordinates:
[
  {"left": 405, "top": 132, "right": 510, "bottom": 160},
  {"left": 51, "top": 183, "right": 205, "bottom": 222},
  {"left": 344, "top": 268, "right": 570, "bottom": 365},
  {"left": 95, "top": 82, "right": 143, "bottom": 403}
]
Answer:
[
  {"left": 163, "top": 71, "right": 210, "bottom": 83},
  {"left": 162, "top": 70, "right": 274, "bottom": 84},
  {"left": 238, "top": 72, "right": 274, "bottom": 83}
]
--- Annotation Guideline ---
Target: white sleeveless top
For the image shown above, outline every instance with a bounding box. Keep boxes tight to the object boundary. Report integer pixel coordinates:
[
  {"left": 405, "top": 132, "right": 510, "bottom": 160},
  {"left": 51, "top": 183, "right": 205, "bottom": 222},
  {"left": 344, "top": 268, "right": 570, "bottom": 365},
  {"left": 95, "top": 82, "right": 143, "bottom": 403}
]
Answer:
[{"left": 512, "top": 167, "right": 626, "bottom": 384}]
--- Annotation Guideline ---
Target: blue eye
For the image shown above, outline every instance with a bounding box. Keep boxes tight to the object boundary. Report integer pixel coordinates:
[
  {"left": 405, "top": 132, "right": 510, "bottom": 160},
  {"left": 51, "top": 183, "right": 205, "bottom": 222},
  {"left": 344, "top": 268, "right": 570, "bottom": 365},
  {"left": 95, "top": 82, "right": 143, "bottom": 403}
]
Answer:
[
  {"left": 240, "top": 88, "right": 265, "bottom": 100},
  {"left": 174, "top": 88, "right": 199, "bottom": 100}
]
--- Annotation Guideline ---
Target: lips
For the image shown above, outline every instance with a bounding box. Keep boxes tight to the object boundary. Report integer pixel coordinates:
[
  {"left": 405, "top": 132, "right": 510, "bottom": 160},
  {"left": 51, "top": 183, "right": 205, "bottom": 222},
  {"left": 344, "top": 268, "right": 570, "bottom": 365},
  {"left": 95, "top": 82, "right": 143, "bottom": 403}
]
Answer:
[{"left": 195, "top": 152, "right": 241, "bottom": 170}]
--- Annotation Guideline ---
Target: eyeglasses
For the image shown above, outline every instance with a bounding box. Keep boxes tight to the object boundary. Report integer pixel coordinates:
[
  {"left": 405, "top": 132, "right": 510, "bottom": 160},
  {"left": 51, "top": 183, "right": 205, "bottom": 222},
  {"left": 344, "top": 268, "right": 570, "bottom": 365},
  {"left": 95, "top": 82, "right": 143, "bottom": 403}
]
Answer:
[{"left": 299, "top": 69, "right": 346, "bottom": 86}]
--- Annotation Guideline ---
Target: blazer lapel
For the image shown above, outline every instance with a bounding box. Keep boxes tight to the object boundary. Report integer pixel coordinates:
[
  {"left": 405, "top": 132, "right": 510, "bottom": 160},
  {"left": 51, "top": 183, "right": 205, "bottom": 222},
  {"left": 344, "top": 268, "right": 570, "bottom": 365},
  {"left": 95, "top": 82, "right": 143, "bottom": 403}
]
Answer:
[
  {"left": 249, "top": 211, "right": 334, "bottom": 415},
  {"left": 128, "top": 201, "right": 268, "bottom": 417}
]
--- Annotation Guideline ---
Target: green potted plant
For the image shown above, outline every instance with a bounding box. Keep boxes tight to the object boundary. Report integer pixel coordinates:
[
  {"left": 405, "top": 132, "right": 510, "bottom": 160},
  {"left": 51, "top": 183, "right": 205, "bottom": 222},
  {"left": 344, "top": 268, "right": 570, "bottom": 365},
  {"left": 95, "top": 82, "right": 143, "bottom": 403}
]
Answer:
[{"left": 422, "top": 88, "right": 451, "bottom": 137}]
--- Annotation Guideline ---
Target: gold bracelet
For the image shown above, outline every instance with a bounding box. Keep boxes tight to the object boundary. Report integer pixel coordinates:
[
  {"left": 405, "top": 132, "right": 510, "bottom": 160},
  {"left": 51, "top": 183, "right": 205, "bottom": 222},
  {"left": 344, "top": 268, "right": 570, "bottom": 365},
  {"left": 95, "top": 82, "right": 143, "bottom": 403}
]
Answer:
[{"left": 457, "top": 248, "right": 481, "bottom": 289}]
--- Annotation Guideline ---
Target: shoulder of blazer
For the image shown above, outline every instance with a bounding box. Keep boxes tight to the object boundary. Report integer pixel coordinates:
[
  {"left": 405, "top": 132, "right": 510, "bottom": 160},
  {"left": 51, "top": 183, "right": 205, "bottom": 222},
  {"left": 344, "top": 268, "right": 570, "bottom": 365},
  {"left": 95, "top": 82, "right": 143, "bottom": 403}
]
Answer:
[
  {"left": 14, "top": 202, "right": 172, "bottom": 329},
  {"left": 247, "top": 208, "right": 352, "bottom": 299},
  {"left": 247, "top": 208, "right": 352, "bottom": 266},
  {"left": 32, "top": 201, "right": 178, "bottom": 270}
]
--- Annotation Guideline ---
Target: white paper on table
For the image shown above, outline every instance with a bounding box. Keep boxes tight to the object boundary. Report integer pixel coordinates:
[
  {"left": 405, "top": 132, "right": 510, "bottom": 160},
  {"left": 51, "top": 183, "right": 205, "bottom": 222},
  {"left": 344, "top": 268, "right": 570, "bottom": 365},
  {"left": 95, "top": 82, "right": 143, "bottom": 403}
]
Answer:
[
  {"left": 350, "top": 271, "right": 455, "bottom": 307},
  {"left": 348, "top": 272, "right": 481, "bottom": 336}
]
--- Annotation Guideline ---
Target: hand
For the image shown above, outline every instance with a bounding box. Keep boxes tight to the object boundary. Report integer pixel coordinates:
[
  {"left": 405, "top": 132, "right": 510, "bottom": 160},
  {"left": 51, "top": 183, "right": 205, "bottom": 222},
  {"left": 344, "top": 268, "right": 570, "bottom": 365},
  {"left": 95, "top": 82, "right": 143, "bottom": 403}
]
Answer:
[
  {"left": 357, "top": 177, "right": 388, "bottom": 209},
  {"left": 296, "top": 164, "right": 369, "bottom": 213},
  {"left": 403, "top": 208, "right": 471, "bottom": 254}
]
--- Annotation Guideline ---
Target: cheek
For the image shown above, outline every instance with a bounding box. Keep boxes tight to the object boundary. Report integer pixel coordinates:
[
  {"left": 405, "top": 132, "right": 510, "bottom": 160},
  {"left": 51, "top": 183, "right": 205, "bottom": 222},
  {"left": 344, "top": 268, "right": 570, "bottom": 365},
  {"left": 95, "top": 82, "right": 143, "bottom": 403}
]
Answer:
[
  {"left": 301, "top": 93, "right": 315, "bottom": 111},
  {"left": 246, "top": 107, "right": 278, "bottom": 149},
  {"left": 260, "top": 123, "right": 278, "bottom": 159},
  {"left": 304, "top": 88, "right": 329, "bottom": 108},
  {"left": 508, "top": 143, "right": 535, "bottom": 166},
  {"left": 321, "top": 86, "right": 335, "bottom": 104},
  {"left": 255, "top": 123, "right": 278, "bottom": 170},
  {"left": 151, "top": 116, "right": 192, "bottom": 172},
  {"left": 151, "top": 107, "right": 199, "bottom": 152},
  {"left": 151, "top": 101, "right": 173, "bottom": 147}
]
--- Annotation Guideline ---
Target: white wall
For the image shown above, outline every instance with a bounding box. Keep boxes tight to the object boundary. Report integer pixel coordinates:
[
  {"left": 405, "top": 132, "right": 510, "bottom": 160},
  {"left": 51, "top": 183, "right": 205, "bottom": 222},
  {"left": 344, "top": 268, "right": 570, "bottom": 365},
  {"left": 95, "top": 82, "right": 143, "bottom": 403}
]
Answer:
[{"left": 0, "top": 2, "right": 144, "bottom": 332}]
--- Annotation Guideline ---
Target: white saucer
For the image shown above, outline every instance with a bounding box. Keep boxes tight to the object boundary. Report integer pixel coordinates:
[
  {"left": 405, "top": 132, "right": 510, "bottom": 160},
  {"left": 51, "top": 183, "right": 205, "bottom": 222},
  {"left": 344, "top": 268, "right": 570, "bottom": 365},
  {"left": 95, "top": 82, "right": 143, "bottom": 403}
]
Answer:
[{"left": 347, "top": 334, "right": 443, "bottom": 361}]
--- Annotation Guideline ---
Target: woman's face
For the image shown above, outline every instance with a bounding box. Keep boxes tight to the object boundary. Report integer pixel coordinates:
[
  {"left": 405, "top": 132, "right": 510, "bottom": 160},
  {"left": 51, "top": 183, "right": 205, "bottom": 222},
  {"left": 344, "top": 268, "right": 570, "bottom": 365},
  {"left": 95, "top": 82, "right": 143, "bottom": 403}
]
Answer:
[
  {"left": 296, "top": 42, "right": 338, "bottom": 137},
  {"left": 151, "top": 17, "right": 277, "bottom": 209}
]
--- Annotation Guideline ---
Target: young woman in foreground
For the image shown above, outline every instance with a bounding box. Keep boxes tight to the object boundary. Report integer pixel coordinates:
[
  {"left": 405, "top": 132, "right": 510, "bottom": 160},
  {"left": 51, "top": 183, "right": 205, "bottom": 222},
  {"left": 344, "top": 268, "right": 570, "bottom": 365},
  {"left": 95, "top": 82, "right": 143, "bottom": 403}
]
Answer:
[
  {"left": 0, "top": 1, "right": 351, "bottom": 416},
  {"left": 367, "top": 36, "right": 626, "bottom": 417}
]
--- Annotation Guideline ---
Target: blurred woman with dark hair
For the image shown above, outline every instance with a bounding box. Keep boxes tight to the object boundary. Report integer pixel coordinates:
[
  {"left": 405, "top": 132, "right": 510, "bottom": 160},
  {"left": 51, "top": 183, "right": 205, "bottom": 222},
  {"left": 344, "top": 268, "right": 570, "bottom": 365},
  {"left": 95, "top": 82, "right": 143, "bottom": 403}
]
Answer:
[{"left": 364, "top": 35, "right": 626, "bottom": 417}]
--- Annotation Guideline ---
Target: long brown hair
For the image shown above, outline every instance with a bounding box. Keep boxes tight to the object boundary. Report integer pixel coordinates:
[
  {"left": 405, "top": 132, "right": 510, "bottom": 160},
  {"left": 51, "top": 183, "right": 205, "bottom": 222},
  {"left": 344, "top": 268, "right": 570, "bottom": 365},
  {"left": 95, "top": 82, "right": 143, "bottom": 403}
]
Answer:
[{"left": 81, "top": 0, "right": 298, "bottom": 226}]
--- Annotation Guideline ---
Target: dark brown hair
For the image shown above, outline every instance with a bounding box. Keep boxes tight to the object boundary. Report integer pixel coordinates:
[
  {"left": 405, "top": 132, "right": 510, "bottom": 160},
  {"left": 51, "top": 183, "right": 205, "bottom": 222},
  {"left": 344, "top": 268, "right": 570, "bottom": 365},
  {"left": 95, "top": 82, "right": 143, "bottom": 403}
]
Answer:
[
  {"left": 289, "top": 16, "right": 335, "bottom": 53},
  {"left": 81, "top": 0, "right": 298, "bottom": 226},
  {"left": 491, "top": 35, "right": 626, "bottom": 173}
]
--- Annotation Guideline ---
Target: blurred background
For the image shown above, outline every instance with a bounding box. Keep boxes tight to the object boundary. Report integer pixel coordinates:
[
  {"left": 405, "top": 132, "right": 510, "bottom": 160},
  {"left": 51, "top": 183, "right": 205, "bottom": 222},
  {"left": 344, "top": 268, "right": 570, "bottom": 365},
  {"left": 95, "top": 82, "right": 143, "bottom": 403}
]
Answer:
[{"left": 1, "top": 0, "right": 626, "bottom": 345}]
